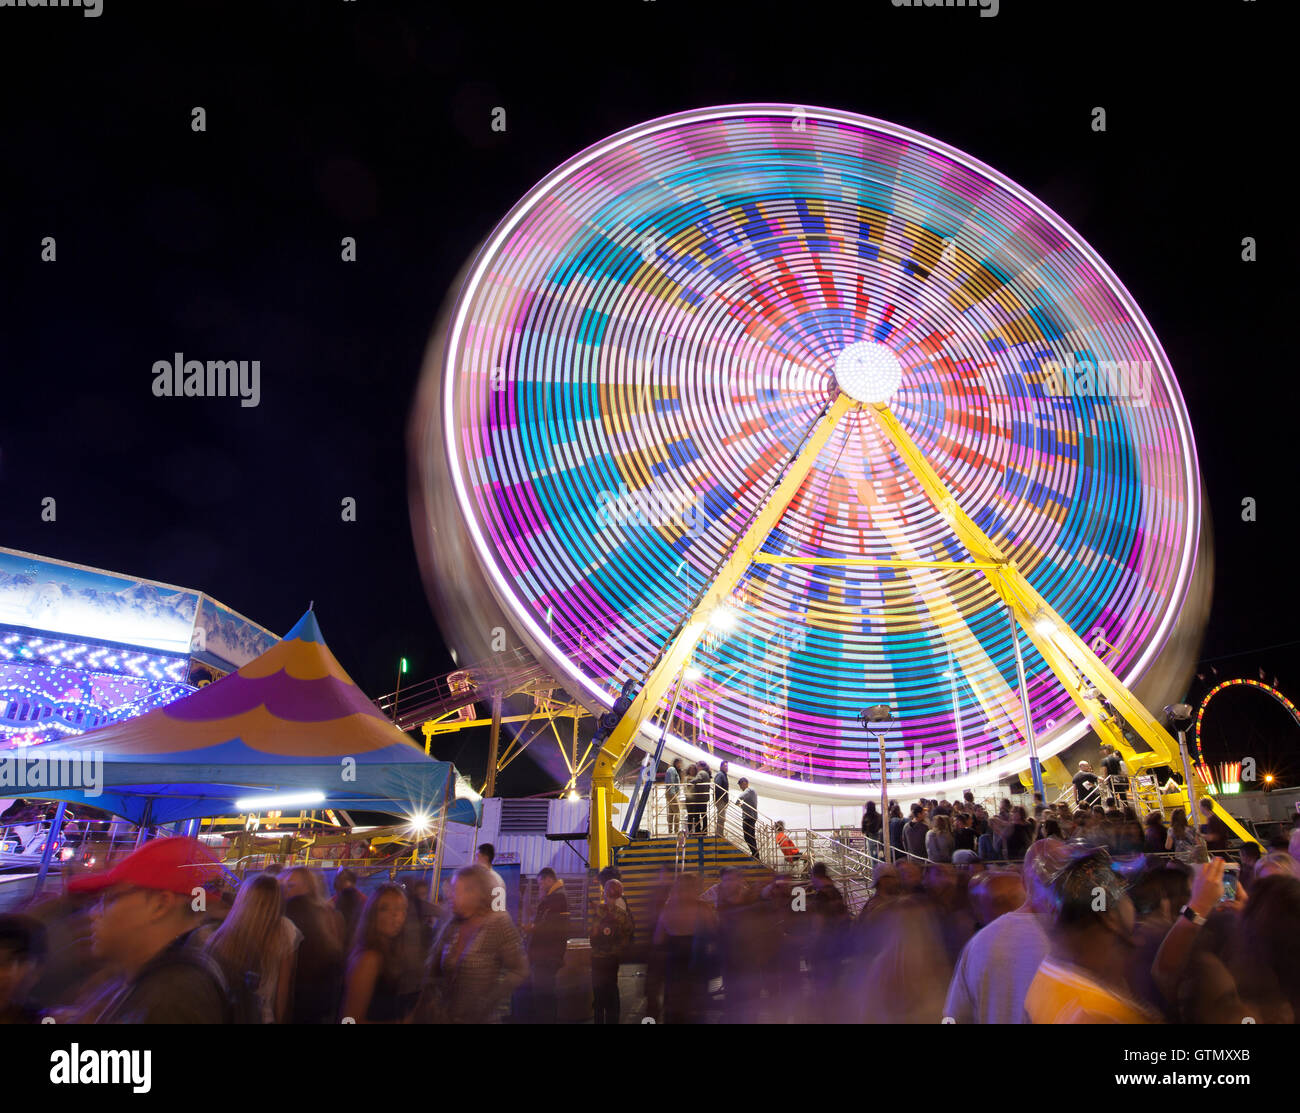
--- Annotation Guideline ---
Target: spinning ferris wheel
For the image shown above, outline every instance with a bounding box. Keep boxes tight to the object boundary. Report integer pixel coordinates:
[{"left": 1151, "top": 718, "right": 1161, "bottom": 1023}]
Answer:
[{"left": 412, "top": 104, "right": 1220, "bottom": 865}]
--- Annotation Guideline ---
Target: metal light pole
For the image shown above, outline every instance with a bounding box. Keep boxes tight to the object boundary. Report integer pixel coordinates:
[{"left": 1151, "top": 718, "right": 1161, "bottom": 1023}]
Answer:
[
  {"left": 1165, "top": 704, "right": 1199, "bottom": 834},
  {"left": 1008, "top": 605, "right": 1046, "bottom": 801},
  {"left": 392, "top": 656, "right": 408, "bottom": 725},
  {"left": 945, "top": 652, "right": 968, "bottom": 775},
  {"left": 861, "top": 705, "right": 893, "bottom": 863}
]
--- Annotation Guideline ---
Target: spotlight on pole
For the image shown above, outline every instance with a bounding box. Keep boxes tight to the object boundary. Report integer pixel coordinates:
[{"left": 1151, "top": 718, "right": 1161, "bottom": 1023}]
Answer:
[
  {"left": 708, "top": 606, "right": 738, "bottom": 633},
  {"left": 860, "top": 703, "right": 893, "bottom": 727},
  {"left": 859, "top": 704, "right": 894, "bottom": 865},
  {"left": 1163, "top": 703, "right": 1199, "bottom": 831}
]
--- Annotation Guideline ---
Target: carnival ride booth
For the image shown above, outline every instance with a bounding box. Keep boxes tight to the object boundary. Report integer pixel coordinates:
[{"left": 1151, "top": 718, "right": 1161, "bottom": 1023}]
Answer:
[
  {"left": 25, "top": 609, "right": 481, "bottom": 890},
  {"left": 0, "top": 546, "right": 281, "bottom": 750}
]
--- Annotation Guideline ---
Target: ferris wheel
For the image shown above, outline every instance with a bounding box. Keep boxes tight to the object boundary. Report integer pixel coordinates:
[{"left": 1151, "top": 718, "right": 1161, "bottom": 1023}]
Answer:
[{"left": 413, "top": 104, "right": 1208, "bottom": 861}]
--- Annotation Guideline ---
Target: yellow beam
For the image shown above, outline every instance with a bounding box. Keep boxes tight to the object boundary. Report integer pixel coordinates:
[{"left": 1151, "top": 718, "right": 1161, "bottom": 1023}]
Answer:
[
  {"left": 751, "top": 555, "right": 997, "bottom": 571},
  {"left": 484, "top": 695, "right": 502, "bottom": 797},
  {"left": 589, "top": 392, "right": 857, "bottom": 869}
]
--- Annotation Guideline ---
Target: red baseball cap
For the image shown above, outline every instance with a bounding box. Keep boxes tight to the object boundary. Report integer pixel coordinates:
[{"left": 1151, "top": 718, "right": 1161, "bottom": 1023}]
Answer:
[{"left": 69, "top": 836, "right": 224, "bottom": 895}]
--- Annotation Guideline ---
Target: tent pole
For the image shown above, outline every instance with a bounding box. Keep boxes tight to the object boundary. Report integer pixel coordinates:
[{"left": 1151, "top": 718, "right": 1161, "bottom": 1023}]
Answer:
[
  {"left": 34, "top": 802, "right": 67, "bottom": 899},
  {"left": 134, "top": 800, "right": 154, "bottom": 848},
  {"left": 431, "top": 771, "right": 453, "bottom": 911}
]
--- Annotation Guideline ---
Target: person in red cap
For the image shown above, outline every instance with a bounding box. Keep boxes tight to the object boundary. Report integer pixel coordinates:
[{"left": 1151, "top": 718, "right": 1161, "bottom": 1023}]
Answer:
[{"left": 71, "top": 836, "right": 231, "bottom": 1023}]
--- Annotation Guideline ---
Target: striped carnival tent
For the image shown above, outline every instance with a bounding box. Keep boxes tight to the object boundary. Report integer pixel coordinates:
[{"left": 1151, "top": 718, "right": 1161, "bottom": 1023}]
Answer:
[{"left": 30, "top": 609, "right": 479, "bottom": 826}]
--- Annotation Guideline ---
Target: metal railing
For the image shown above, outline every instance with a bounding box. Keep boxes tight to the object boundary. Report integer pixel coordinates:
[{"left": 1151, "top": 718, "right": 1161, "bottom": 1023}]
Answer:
[
  {"left": 1050, "top": 772, "right": 1181, "bottom": 820},
  {"left": 375, "top": 644, "right": 554, "bottom": 731}
]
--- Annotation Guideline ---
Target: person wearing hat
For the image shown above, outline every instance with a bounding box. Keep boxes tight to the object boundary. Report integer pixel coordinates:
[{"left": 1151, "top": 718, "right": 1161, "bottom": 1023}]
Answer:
[
  {"left": 71, "top": 836, "right": 230, "bottom": 1023},
  {"left": 1023, "top": 846, "right": 1157, "bottom": 1023}
]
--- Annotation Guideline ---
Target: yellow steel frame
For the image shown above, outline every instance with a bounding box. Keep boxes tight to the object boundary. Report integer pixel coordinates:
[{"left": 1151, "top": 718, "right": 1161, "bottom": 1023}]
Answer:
[
  {"left": 581, "top": 388, "right": 1248, "bottom": 867},
  {"left": 868, "top": 402, "right": 1250, "bottom": 841}
]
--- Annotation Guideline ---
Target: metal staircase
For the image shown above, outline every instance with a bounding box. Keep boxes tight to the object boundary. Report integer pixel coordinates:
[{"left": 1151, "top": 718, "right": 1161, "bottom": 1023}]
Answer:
[
  {"left": 624, "top": 783, "right": 875, "bottom": 914},
  {"left": 1048, "top": 772, "right": 1171, "bottom": 819}
]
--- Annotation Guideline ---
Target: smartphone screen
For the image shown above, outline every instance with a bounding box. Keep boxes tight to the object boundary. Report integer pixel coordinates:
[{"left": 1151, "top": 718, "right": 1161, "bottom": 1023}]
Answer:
[{"left": 1221, "top": 866, "right": 1240, "bottom": 903}]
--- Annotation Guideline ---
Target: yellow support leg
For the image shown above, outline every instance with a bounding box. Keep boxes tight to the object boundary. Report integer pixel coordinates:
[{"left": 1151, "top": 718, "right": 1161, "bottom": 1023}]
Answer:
[{"left": 868, "top": 401, "right": 1253, "bottom": 845}]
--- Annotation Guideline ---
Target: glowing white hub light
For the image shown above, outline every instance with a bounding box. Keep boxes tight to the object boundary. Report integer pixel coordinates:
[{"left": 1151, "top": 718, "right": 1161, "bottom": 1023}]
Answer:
[
  {"left": 834, "top": 341, "right": 903, "bottom": 403},
  {"left": 708, "top": 607, "right": 738, "bottom": 633},
  {"left": 684, "top": 665, "right": 703, "bottom": 682},
  {"left": 234, "top": 790, "right": 326, "bottom": 812},
  {"left": 1034, "top": 618, "right": 1057, "bottom": 639}
]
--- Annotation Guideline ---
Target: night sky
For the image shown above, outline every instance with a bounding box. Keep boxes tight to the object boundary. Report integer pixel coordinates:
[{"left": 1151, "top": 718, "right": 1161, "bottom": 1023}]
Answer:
[{"left": 2, "top": 2, "right": 1295, "bottom": 791}]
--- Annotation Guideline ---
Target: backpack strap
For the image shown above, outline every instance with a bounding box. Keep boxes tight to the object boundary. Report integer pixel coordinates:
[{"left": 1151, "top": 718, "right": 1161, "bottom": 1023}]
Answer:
[{"left": 144, "top": 941, "right": 237, "bottom": 1024}]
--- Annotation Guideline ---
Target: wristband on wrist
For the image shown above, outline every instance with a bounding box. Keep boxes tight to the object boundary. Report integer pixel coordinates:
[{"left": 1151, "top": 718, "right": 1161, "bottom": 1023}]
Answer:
[{"left": 1180, "top": 904, "right": 1207, "bottom": 927}]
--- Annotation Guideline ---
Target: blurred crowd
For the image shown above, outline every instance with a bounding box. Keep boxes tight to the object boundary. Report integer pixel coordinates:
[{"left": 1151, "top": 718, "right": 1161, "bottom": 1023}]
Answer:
[{"left": 1, "top": 805, "right": 1298, "bottom": 1025}]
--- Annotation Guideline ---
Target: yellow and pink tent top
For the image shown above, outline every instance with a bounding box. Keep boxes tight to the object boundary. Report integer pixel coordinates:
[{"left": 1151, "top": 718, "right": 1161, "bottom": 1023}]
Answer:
[{"left": 34, "top": 609, "right": 478, "bottom": 825}]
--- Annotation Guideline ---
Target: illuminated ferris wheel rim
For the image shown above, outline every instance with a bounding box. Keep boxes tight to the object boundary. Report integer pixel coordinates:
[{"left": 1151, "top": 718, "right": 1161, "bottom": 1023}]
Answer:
[
  {"left": 1194, "top": 677, "right": 1300, "bottom": 764},
  {"left": 437, "top": 104, "right": 1203, "bottom": 802}
]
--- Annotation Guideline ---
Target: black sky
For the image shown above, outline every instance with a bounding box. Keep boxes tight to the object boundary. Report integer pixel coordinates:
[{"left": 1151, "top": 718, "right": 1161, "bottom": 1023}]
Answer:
[{"left": 2, "top": 2, "right": 1295, "bottom": 790}]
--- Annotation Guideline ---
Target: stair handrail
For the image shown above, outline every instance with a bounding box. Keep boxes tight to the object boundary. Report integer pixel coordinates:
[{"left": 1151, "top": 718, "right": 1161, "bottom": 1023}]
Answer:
[{"left": 631, "top": 780, "right": 783, "bottom": 870}]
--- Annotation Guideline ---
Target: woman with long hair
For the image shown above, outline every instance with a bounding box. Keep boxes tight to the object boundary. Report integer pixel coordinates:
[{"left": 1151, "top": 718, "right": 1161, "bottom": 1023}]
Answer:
[
  {"left": 925, "top": 813, "right": 954, "bottom": 863},
  {"left": 1001, "top": 806, "right": 1034, "bottom": 862},
  {"left": 1143, "top": 811, "right": 1167, "bottom": 854},
  {"left": 341, "top": 883, "right": 412, "bottom": 1023},
  {"left": 206, "top": 874, "right": 300, "bottom": 1023}
]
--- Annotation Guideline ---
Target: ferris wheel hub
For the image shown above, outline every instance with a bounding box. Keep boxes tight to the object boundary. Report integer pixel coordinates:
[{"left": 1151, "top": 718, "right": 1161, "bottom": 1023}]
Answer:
[{"left": 833, "top": 341, "right": 903, "bottom": 404}]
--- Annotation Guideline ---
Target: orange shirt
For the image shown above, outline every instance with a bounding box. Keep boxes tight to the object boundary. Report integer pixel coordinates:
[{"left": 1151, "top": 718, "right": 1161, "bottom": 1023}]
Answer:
[{"left": 1025, "top": 958, "right": 1158, "bottom": 1024}]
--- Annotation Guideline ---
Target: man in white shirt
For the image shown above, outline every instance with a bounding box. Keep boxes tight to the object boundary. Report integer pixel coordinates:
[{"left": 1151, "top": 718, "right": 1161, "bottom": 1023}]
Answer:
[
  {"left": 477, "top": 843, "right": 508, "bottom": 913},
  {"left": 942, "top": 838, "right": 1070, "bottom": 1023}
]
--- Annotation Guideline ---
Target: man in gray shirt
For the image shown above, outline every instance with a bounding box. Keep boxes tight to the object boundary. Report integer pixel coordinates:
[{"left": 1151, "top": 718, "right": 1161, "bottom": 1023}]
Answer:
[
  {"left": 665, "top": 758, "right": 683, "bottom": 835},
  {"left": 713, "top": 761, "right": 730, "bottom": 837},
  {"left": 942, "top": 838, "right": 1070, "bottom": 1023}
]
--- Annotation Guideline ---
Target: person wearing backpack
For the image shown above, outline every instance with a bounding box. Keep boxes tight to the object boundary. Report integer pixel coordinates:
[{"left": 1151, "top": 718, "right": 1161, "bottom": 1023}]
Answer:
[
  {"left": 590, "top": 879, "right": 633, "bottom": 1023},
  {"left": 70, "top": 836, "right": 232, "bottom": 1024},
  {"left": 207, "top": 873, "right": 302, "bottom": 1023}
]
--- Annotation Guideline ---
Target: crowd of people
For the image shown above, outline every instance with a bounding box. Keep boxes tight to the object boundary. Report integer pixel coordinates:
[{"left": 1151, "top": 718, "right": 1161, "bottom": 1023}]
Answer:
[
  {"left": 2, "top": 802, "right": 1298, "bottom": 1024},
  {"left": 861, "top": 786, "right": 1255, "bottom": 868}
]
